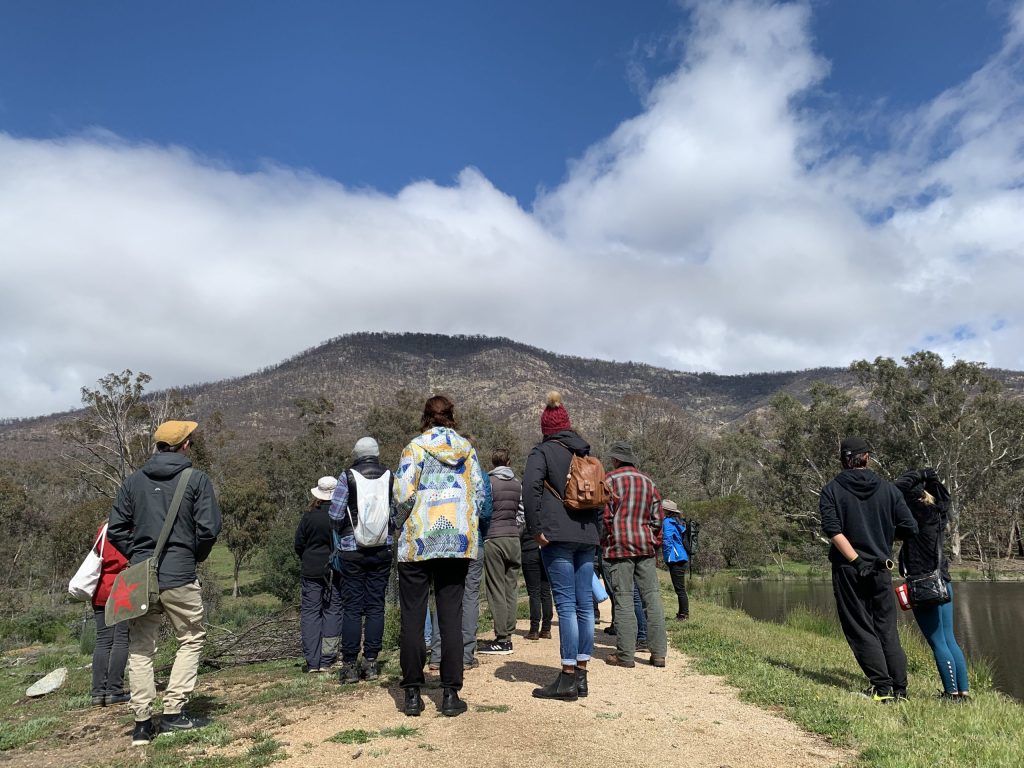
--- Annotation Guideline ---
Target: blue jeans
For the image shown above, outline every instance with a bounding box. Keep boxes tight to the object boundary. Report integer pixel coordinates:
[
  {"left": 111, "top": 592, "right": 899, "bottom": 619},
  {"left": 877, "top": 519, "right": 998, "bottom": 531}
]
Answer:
[
  {"left": 541, "top": 542, "right": 596, "bottom": 666},
  {"left": 912, "top": 581, "right": 969, "bottom": 694},
  {"left": 634, "top": 586, "right": 648, "bottom": 642}
]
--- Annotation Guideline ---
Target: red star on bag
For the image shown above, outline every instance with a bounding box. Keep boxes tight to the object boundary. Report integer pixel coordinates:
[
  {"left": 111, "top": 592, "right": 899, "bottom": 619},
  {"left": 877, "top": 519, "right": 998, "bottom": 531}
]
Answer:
[{"left": 110, "top": 573, "right": 139, "bottom": 615}]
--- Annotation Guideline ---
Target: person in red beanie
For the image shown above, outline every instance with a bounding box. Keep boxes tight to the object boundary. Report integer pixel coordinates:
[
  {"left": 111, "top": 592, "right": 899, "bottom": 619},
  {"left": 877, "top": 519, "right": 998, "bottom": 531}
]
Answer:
[{"left": 522, "top": 391, "right": 601, "bottom": 701}]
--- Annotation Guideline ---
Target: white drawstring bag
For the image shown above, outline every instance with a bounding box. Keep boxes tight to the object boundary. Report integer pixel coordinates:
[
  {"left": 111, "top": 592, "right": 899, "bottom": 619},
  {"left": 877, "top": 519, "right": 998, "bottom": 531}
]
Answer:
[{"left": 68, "top": 524, "right": 107, "bottom": 601}]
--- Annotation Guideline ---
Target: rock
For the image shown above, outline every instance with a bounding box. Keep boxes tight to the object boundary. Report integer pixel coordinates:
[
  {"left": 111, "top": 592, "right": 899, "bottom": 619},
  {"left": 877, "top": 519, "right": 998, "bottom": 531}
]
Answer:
[
  {"left": 26, "top": 667, "right": 67, "bottom": 697},
  {"left": 352, "top": 748, "right": 363, "bottom": 759}
]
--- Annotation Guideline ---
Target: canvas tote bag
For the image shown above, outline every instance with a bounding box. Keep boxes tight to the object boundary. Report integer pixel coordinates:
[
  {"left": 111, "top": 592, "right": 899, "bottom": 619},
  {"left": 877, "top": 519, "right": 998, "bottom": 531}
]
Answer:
[
  {"left": 68, "top": 524, "right": 108, "bottom": 601},
  {"left": 105, "top": 468, "right": 193, "bottom": 625}
]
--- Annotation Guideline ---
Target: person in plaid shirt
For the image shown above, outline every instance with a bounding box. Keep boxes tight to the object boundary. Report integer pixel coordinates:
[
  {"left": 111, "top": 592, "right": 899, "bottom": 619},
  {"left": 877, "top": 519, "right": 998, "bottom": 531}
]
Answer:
[{"left": 602, "top": 441, "right": 668, "bottom": 669}]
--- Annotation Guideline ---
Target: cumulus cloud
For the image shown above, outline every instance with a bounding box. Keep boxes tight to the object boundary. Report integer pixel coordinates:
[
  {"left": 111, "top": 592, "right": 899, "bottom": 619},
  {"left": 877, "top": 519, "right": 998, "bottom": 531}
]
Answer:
[{"left": 2, "top": 0, "right": 1023, "bottom": 418}]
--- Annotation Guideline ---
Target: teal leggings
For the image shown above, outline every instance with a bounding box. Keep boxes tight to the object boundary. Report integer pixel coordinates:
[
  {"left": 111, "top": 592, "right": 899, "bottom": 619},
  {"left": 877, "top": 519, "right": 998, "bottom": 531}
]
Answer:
[{"left": 911, "top": 581, "right": 969, "bottom": 694}]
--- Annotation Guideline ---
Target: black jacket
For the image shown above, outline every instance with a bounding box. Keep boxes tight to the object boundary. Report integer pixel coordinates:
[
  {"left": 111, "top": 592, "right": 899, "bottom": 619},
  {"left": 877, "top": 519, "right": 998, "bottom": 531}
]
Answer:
[
  {"left": 522, "top": 431, "right": 600, "bottom": 546},
  {"left": 108, "top": 451, "right": 222, "bottom": 590},
  {"left": 894, "top": 471, "right": 952, "bottom": 581},
  {"left": 820, "top": 469, "right": 918, "bottom": 566},
  {"left": 294, "top": 500, "right": 334, "bottom": 579}
]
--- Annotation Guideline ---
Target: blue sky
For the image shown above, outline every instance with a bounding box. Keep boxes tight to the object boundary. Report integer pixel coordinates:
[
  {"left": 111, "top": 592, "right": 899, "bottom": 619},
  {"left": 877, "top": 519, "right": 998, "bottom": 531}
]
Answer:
[{"left": 1, "top": 1, "right": 1023, "bottom": 417}]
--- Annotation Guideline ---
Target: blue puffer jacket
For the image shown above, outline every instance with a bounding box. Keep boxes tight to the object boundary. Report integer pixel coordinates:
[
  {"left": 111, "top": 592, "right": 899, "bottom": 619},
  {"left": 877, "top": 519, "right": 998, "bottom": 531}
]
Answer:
[{"left": 662, "top": 517, "right": 688, "bottom": 563}]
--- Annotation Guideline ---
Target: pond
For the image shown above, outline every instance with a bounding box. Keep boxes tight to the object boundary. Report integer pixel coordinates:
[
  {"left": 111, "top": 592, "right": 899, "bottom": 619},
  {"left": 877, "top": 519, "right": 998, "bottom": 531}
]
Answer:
[{"left": 717, "top": 579, "right": 1024, "bottom": 701}]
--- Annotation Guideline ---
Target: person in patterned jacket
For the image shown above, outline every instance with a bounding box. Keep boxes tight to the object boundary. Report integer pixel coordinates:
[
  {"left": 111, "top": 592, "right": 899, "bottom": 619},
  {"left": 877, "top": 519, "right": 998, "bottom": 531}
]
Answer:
[
  {"left": 601, "top": 441, "right": 668, "bottom": 669},
  {"left": 392, "top": 395, "right": 490, "bottom": 719}
]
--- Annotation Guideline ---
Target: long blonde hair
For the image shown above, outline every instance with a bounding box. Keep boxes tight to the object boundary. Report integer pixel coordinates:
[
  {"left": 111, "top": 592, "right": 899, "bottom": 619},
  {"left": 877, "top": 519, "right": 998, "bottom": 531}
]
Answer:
[{"left": 921, "top": 489, "right": 936, "bottom": 506}]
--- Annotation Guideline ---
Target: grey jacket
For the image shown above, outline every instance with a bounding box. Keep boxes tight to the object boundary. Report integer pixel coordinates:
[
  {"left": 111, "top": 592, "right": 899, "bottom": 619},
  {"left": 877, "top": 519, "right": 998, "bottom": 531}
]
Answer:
[
  {"left": 487, "top": 466, "right": 523, "bottom": 540},
  {"left": 108, "top": 451, "right": 222, "bottom": 590}
]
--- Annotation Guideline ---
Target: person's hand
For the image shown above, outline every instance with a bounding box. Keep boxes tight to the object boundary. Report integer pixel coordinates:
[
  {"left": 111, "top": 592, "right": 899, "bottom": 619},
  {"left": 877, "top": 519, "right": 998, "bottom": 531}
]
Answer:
[
  {"left": 852, "top": 556, "right": 875, "bottom": 578},
  {"left": 535, "top": 533, "right": 550, "bottom": 547},
  {"left": 920, "top": 467, "right": 939, "bottom": 482}
]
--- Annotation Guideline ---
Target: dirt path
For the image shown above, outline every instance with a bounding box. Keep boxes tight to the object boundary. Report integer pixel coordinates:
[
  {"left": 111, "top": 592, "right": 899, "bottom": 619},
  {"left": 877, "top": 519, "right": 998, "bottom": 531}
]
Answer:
[{"left": 274, "top": 615, "right": 852, "bottom": 768}]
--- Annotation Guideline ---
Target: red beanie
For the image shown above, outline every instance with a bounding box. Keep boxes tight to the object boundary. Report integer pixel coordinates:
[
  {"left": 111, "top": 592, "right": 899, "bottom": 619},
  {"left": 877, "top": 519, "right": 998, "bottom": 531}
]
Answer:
[{"left": 541, "top": 391, "right": 572, "bottom": 436}]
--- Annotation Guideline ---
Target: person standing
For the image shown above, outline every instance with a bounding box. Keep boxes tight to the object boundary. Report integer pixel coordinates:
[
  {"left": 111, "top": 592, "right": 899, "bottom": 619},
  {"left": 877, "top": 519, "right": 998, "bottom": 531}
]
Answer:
[
  {"left": 479, "top": 450, "right": 523, "bottom": 655},
  {"left": 661, "top": 499, "right": 690, "bottom": 621},
  {"left": 894, "top": 468, "right": 970, "bottom": 701},
  {"left": 601, "top": 442, "right": 668, "bottom": 669},
  {"left": 521, "top": 517, "right": 553, "bottom": 641},
  {"left": 394, "top": 396, "right": 489, "bottom": 717},
  {"left": 328, "top": 437, "right": 394, "bottom": 684},
  {"left": 107, "top": 420, "right": 222, "bottom": 746},
  {"left": 295, "top": 476, "right": 343, "bottom": 674},
  {"left": 523, "top": 391, "right": 600, "bottom": 701},
  {"left": 820, "top": 437, "right": 918, "bottom": 702},
  {"left": 90, "top": 522, "right": 130, "bottom": 707}
]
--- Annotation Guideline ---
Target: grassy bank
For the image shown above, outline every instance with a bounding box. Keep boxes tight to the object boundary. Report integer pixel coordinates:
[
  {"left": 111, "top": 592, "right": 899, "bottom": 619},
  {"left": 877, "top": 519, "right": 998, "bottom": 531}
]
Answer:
[{"left": 670, "top": 595, "right": 1023, "bottom": 768}]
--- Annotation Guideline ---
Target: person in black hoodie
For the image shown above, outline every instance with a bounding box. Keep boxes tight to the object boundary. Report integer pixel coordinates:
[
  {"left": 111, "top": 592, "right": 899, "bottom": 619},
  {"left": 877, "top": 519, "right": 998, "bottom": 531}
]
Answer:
[
  {"left": 295, "top": 476, "right": 343, "bottom": 675},
  {"left": 522, "top": 392, "right": 600, "bottom": 702},
  {"left": 894, "top": 469, "right": 970, "bottom": 701},
  {"left": 820, "top": 436, "right": 918, "bottom": 702},
  {"left": 107, "top": 420, "right": 222, "bottom": 746}
]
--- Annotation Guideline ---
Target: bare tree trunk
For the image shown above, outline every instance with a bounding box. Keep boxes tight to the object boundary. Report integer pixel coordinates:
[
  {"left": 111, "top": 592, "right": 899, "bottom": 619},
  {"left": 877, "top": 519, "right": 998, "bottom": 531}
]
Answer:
[{"left": 233, "top": 558, "right": 241, "bottom": 599}]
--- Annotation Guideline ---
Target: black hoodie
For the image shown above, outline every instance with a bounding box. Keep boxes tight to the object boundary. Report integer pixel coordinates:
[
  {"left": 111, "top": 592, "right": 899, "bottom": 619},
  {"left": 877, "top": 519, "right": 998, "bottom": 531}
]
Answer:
[
  {"left": 819, "top": 469, "right": 917, "bottom": 566},
  {"left": 894, "top": 471, "right": 952, "bottom": 582},
  {"left": 107, "top": 451, "right": 222, "bottom": 590},
  {"left": 522, "top": 431, "right": 600, "bottom": 546}
]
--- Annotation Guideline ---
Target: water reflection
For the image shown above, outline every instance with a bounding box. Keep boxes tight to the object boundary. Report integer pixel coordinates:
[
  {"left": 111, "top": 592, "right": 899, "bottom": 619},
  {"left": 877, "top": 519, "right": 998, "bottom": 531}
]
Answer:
[{"left": 719, "top": 580, "right": 1024, "bottom": 700}]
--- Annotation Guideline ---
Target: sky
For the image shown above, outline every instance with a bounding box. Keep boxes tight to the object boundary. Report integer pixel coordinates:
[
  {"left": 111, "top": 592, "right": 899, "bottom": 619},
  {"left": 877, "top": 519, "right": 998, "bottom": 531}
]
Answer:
[{"left": 1, "top": 0, "right": 1023, "bottom": 418}]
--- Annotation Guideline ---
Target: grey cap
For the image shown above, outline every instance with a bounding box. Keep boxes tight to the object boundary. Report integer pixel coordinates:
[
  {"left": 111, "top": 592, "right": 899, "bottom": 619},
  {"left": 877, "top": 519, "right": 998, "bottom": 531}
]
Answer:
[
  {"left": 352, "top": 436, "right": 380, "bottom": 460},
  {"left": 608, "top": 440, "right": 636, "bottom": 465}
]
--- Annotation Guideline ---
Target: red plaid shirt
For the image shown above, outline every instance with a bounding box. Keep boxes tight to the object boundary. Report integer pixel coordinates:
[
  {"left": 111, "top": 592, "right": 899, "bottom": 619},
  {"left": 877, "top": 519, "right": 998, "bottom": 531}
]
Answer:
[{"left": 601, "top": 466, "right": 663, "bottom": 559}]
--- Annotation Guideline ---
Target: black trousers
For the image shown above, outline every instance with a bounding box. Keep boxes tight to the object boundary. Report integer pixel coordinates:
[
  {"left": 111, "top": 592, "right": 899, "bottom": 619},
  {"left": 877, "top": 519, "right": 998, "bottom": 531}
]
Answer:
[
  {"left": 338, "top": 548, "right": 391, "bottom": 663},
  {"left": 521, "top": 547, "right": 552, "bottom": 631},
  {"left": 398, "top": 558, "right": 470, "bottom": 691},
  {"left": 92, "top": 606, "right": 129, "bottom": 697},
  {"left": 832, "top": 563, "right": 907, "bottom": 693},
  {"left": 667, "top": 562, "right": 689, "bottom": 616}
]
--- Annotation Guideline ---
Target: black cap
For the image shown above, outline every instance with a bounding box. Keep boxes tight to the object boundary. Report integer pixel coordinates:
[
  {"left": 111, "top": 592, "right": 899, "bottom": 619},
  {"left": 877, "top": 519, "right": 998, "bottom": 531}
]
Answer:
[{"left": 840, "top": 436, "right": 872, "bottom": 457}]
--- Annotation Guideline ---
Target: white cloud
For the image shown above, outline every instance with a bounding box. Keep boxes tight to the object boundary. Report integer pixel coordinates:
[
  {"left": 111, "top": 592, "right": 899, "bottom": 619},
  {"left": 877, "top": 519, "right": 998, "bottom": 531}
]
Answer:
[{"left": 2, "top": 0, "right": 1024, "bottom": 418}]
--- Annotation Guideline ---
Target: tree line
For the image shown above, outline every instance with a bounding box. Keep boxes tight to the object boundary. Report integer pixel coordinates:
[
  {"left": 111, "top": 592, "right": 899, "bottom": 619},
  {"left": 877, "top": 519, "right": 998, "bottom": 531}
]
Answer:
[{"left": 2, "top": 350, "right": 1021, "bottom": 614}]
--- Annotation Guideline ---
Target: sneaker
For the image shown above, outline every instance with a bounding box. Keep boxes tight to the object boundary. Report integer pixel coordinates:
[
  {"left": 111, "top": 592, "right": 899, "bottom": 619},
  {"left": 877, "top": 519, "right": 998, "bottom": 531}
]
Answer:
[
  {"left": 159, "top": 711, "right": 206, "bottom": 734},
  {"left": 636, "top": 639, "right": 650, "bottom": 652},
  {"left": 107, "top": 692, "right": 132, "bottom": 705},
  {"left": 361, "top": 658, "right": 380, "bottom": 681},
  {"left": 428, "top": 662, "right": 441, "bottom": 672},
  {"left": 675, "top": 613, "right": 689, "bottom": 621},
  {"left": 893, "top": 689, "right": 909, "bottom": 702},
  {"left": 339, "top": 662, "right": 360, "bottom": 685},
  {"left": 465, "top": 657, "right": 481, "bottom": 671},
  {"left": 539, "top": 629, "right": 552, "bottom": 639},
  {"left": 131, "top": 719, "right": 156, "bottom": 746},
  {"left": 91, "top": 695, "right": 106, "bottom": 707},
  {"left": 859, "top": 686, "right": 894, "bottom": 703},
  {"left": 478, "top": 639, "right": 513, "bottom": 655}
]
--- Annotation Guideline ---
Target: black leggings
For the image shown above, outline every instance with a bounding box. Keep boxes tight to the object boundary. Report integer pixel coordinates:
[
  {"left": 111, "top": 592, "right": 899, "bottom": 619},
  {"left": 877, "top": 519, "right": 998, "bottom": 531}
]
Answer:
[
  {"left": 521, "top": 547, "right": 552, "bottom": 631},
  {"left": 92, "top": 606, "right": 129, "bottom": 697},
  {"left": 667, "top": 562, "right": 689, "bottom": 616}
]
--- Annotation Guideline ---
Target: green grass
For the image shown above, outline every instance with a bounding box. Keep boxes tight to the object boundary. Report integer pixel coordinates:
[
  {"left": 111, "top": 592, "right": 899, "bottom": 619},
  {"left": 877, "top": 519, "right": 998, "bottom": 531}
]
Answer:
[
  {"left": 327, "top": 729, "right": 374, "bottom": 744},
  {"left": 475, "top": 704, "right": 511, "bottom": 713},
  {"left": 671, "top": 595, "right": 1024, "bottom": 768},
  {"left": 0, "top": 716, "right": 60, "bottom": 751},
  {"left": 377, "top": 725, "right": 419, "bottom": 738}
]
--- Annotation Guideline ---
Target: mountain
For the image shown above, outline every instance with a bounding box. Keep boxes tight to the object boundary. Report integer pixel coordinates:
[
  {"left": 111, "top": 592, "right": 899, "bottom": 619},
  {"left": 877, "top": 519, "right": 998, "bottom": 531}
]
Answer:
[{"left": 3, "top": 332, "right": 1022, "bottom": 461}]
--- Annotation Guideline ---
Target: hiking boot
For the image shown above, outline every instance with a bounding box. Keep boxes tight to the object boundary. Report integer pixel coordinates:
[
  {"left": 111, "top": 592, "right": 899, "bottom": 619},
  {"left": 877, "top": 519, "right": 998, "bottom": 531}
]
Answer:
[
  {"left": 532, "top": 670, "right": 579, "bottom": 701},
  {"left": 479, "top": 639, "right": 513, "bottom": 655},
  {"left": 605, "top": 653, "right": 635, "bottom": 668},
  {"left": 159, "top": 711, "right": 206, "bottom": 734},
  {"left": 131, "top": 719, "right": 156, "bottom": 746},
  {"left": 525, "top": 629, "right": 540, "bottom": 641},
  {"left": 361, "top": 658, "right": 380, "bottom": 681},
  {"left": 650, "top": 656, "right": 666, "bottom": 668},
  {"left": 636, "top": 639, "right": 650, "bottom": 652},
  {"left": 576, "top": 668, "right": 589, "bottom": 698},
  {"left": 603, "top": 625, "right": 617, "bottom": 636},
  {"left": 441, "top": 688, "right": 468, "bottom": 717},
  {"left": 465, "top": 657, "right": 480, "bottom": 671},
  {"left": 91, "top": 695, "right": 106, "bottom": 707},
  {"left": 339, "top": 662, "right": 360, "bottom": 685},
  {"left": 107, "top": 692, "right": 132, "bottom": 705},
  {"left": 539, "top": 629, "right": 552, "bottom": 639},
  {"left": 403, "top": 688, "right": 424, "bottom": 717}
]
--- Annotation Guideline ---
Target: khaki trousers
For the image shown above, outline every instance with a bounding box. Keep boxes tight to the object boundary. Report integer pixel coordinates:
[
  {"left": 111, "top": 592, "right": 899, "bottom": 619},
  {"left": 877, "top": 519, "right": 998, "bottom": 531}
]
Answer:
[{"left": 127, "top": 580, "right": 206, "bottom": 721}]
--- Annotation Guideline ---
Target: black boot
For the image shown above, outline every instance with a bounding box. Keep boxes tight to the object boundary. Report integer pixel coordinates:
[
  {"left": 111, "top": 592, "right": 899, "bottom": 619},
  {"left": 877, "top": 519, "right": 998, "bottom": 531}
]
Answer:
[
  {"left": 403, "top": 688, "right": 424, "bottom": 717},
  {"left": 532, "top": 670, "right": 579, "bottom": 701},
  {"left": 441, "top": 688, "right": 467, "bottom": 717},
  {"left": 576, "top": 668, "right": 589, "bottom": 698}
]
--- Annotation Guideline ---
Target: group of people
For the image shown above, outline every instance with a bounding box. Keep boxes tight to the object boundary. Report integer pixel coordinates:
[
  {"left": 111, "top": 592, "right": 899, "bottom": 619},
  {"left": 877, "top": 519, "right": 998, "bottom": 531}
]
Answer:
[
  {"left": 821, "top": 436, "right": 970, "bottom": 703},
  {"left": 293, "top": 392, "right": 688, "bottom": 715},
  {"left": 78, "top": 401, "right": 968, "bottom": 749}
]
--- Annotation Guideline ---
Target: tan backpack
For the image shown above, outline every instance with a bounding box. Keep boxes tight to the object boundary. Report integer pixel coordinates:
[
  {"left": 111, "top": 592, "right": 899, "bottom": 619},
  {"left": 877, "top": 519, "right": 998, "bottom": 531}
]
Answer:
[{"left": 545, "top": 441, "right": 609, "bottom": 511}]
